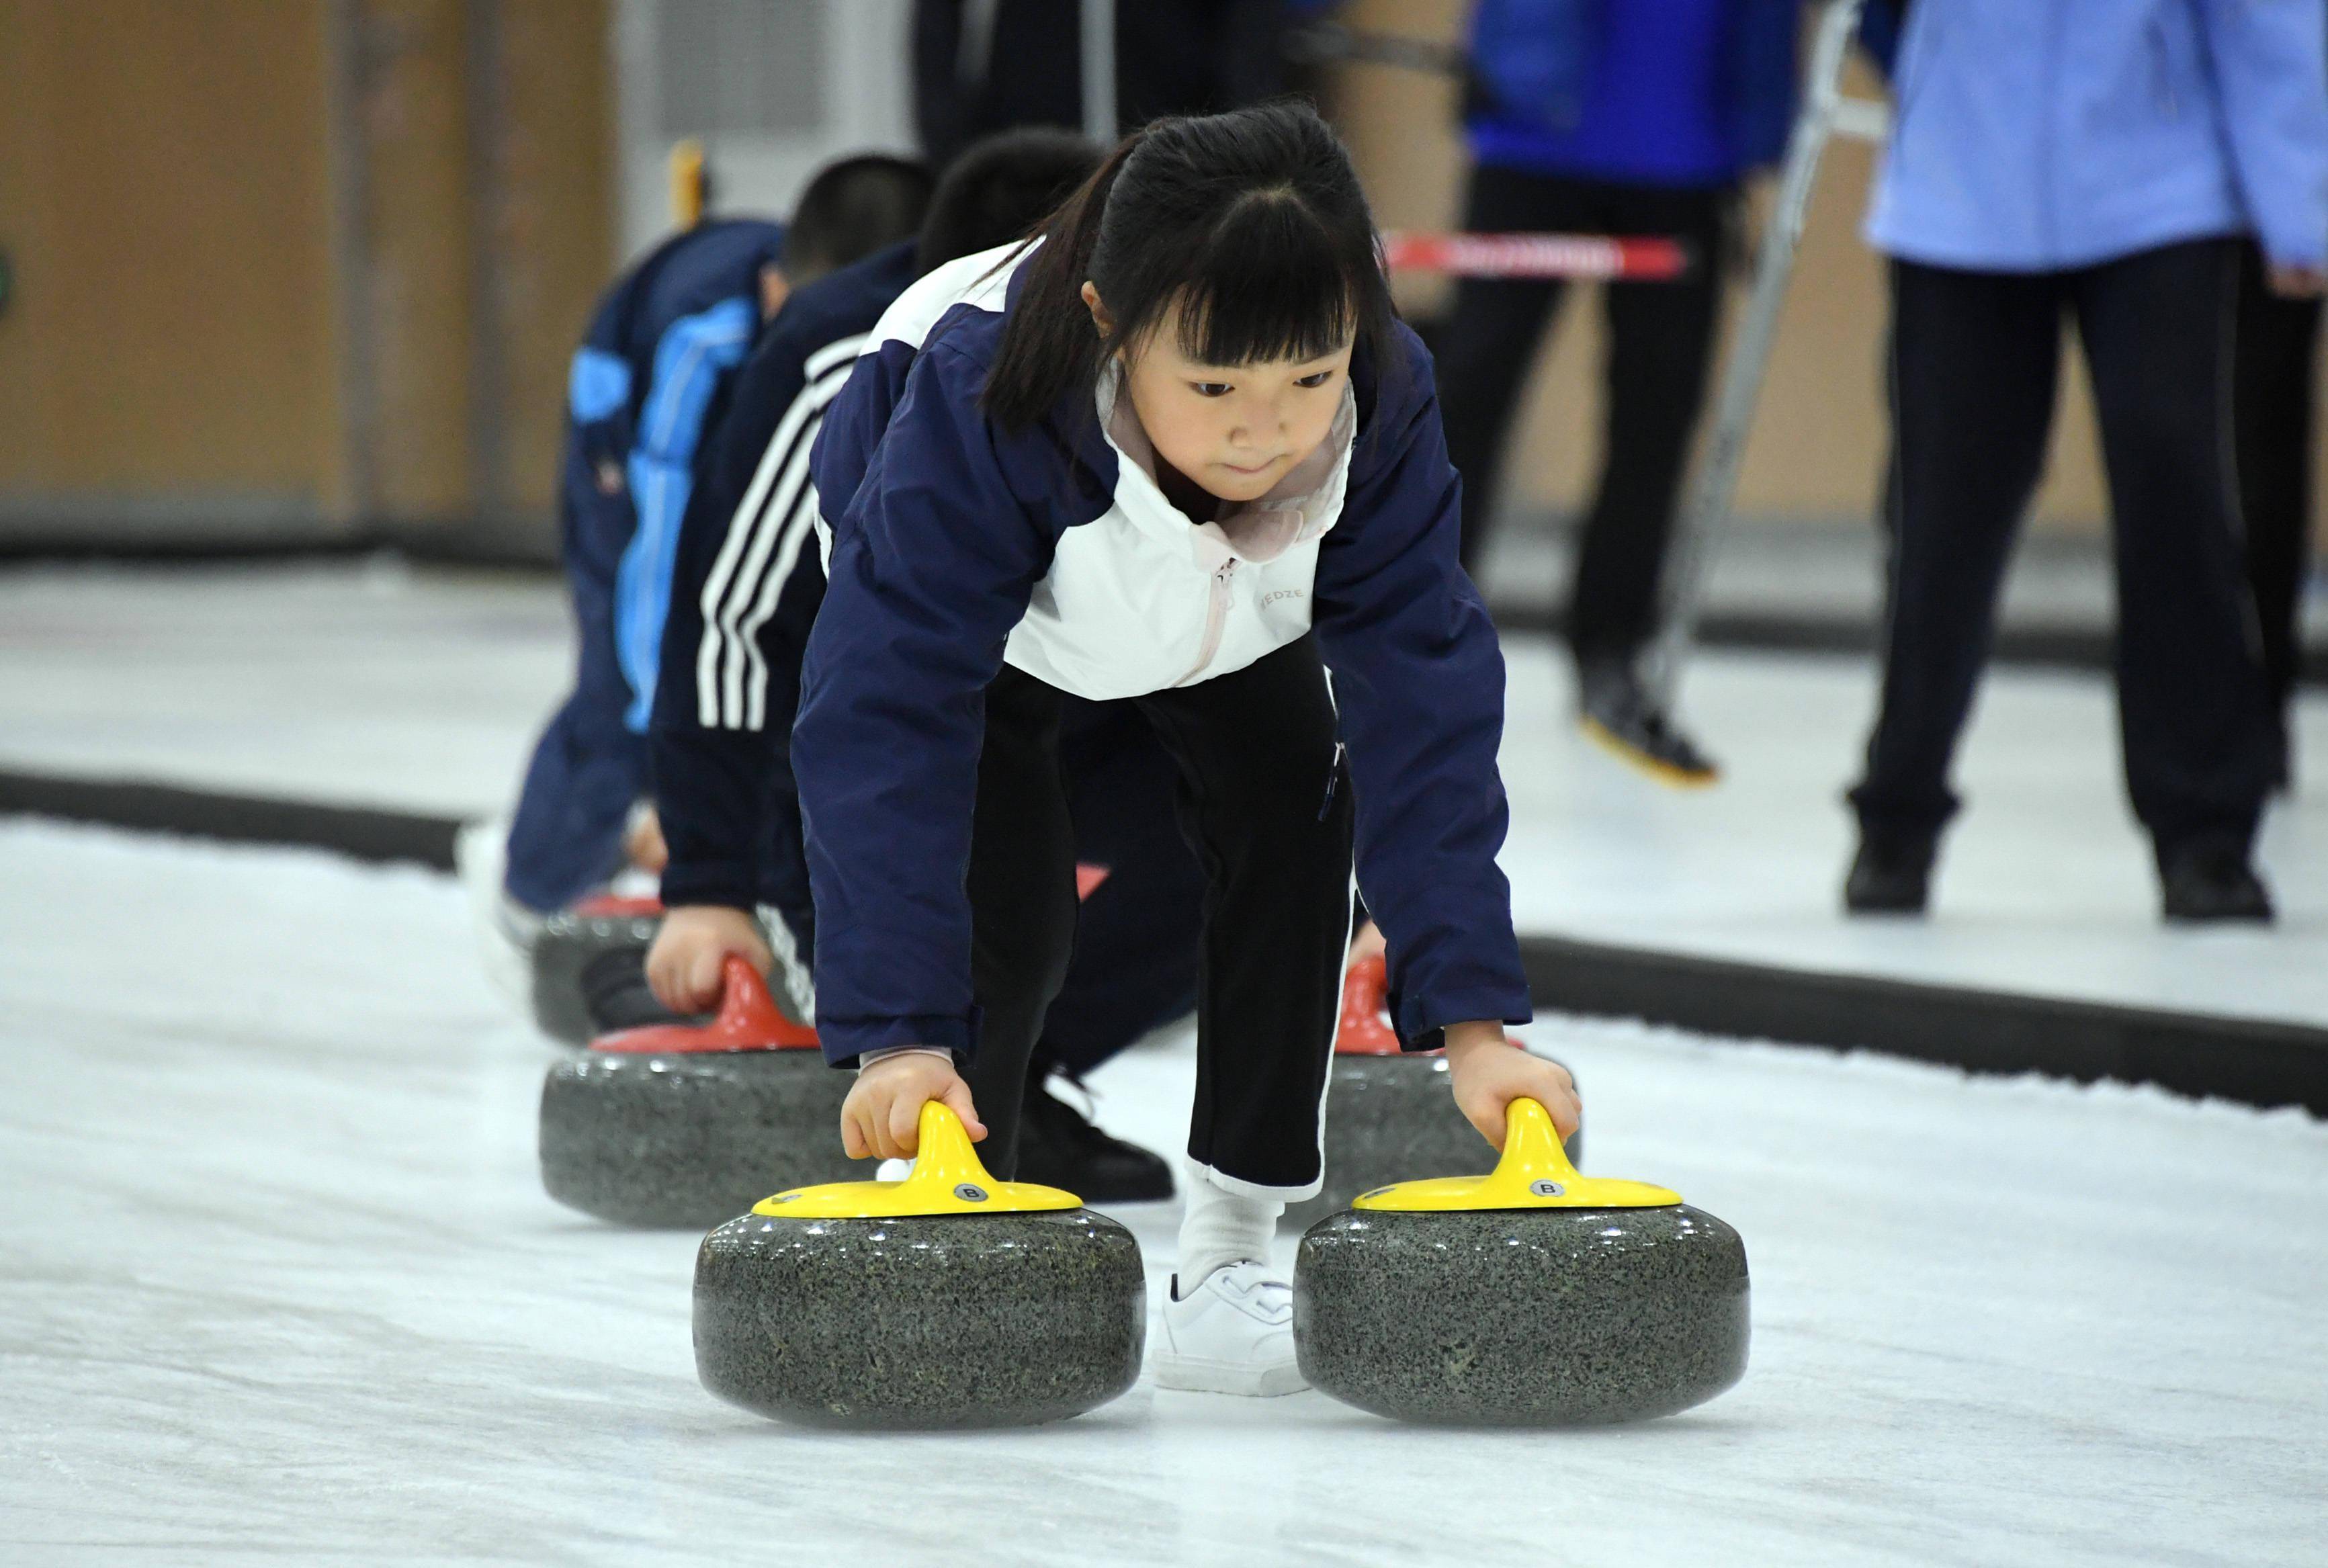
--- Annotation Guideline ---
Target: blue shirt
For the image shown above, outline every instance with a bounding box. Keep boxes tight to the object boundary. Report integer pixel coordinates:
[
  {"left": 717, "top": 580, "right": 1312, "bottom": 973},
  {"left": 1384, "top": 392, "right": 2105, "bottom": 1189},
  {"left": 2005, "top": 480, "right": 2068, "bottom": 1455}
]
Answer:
[
  {"left": 1465, "top": 0, "right": 1799, "bottom": 187},
  {"left": 1868, "top": 0, "right": 2328, "bottom": 272}
]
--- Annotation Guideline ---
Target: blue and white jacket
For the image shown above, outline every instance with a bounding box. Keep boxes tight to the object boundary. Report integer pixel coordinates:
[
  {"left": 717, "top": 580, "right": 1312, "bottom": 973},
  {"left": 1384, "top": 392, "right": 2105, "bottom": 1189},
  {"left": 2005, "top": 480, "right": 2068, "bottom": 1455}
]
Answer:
[
  {"left": 566, "top": 218, "right": 787, "bottom": 732},
  {"left": 795, "top": 244, "right": 1531, "bottom": 1066}
]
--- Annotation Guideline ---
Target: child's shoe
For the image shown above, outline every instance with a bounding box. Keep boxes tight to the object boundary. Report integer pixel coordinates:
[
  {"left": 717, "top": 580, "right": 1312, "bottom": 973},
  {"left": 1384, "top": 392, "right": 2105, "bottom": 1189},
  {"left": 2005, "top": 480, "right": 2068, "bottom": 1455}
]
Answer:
[{"left": 1153, "top": 1261, "right": 1306, "bottom": 1396}]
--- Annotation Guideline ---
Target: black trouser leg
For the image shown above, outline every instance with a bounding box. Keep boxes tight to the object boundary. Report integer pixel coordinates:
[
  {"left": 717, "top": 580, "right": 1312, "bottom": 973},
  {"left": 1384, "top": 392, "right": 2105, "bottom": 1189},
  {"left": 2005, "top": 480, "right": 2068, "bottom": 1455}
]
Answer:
[
  {"left": 1133, "top": 637, "right": 1352, "bottom": 1196},
  {"left": 2072, "top": 239, "right": 2273, "bottom": 852},
  {"left": 1436, "top": 165, "right": 1570, "bottom": 574},
  {"left": 960, "top": 665, "right": 1079, "bottom": 1180},
  {"left": 1569, "top": 184, "right": 1729, "bottom": 664},
  {"left": 1036, "top": 698, "right": 1204, "bottom": 1081},
  {"left": 2233, "top": 241, "right": 2323, "bottom": 736},
  {"left": 1850, "top": 261, "right": 2062, "bottom": 839}
]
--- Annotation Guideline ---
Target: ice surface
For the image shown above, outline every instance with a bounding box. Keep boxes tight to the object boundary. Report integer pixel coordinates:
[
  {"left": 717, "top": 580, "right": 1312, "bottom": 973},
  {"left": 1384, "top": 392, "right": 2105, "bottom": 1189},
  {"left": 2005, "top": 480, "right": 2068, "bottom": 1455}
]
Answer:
[
  {"left": 3, "top": 820, "right": 2323, "bottom": 1565},
  {"left": 1497, "top": 638, "right": 2328, "bottom": 1028},
  {"left": 0, "top": 561, "right": 568, "bottom": 816},
  {"left": 4, "top": 562, "right": 2322, "bottom": 1027}
]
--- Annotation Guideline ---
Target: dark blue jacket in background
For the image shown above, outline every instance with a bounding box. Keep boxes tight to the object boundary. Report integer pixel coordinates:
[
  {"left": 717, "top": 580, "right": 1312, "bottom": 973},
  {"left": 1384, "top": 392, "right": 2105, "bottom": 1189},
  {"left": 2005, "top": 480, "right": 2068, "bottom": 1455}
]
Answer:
[
  {"left": 796, "top": 268, "right": 1530, "bottom": 1067},
  {"left": 565, "top": 218, "right": 787, "bottom": 732},
  {"left": 1464, "top": 0, "right": 1799, "bottom": 186}
]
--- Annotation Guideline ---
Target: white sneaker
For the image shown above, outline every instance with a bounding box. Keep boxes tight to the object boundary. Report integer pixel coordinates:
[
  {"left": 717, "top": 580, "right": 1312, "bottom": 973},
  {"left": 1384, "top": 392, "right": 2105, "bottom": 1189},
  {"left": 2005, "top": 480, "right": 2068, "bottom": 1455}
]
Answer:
[
  {"left": 454, "top": 818, "right": 541, "bottom": 1009},
  {"left": 1152, "top": 1261, "right": 1306, "bottom": 1396}
]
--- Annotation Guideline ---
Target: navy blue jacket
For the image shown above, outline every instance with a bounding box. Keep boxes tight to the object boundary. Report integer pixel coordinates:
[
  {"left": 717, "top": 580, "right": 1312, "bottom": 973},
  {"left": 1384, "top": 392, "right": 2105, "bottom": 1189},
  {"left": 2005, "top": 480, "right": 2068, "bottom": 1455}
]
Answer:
[
  {"left": 650, "top": 241, "right": 923, "bottom": 924},
  {"left": 797, "top": 259, "right": 1531, "bottom": 1065}
]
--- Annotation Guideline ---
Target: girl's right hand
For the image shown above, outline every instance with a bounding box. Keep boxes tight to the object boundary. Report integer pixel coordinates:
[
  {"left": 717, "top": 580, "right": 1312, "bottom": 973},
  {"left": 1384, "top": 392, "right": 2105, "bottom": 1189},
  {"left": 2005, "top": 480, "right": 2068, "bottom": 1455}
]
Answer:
[
  {"left": 1442, "top": 1022, "right": 1583, "bottom": 1152},
  {"left": 645, "top": 904, "right": 773, "bottom": 1014},
  {"left": 840, "top": 1053, "right": 988, "bottom": 1160}
]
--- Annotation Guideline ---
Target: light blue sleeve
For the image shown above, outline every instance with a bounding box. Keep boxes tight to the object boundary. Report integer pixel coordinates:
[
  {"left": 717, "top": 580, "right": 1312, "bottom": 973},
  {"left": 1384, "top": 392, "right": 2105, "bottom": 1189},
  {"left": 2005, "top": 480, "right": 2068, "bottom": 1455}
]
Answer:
[
  {"left": 613, "top": 296, "right": 757, "bottom": 732},
  {"left": 567, "top": 347, "right": 632, "bottom": 424},
  {"left": 2198, "top": 0, "right": 2328, "bottom": 269}
]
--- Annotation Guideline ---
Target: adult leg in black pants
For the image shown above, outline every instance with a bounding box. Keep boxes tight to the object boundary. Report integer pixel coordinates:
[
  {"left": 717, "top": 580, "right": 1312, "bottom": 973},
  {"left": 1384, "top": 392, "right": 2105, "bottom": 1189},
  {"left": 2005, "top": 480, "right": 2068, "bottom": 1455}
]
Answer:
[
  {"left": 1438, "top": 164, "right": 1575, "bottom": 577},
  {"left": 1434, "top": 165, "right": 1726, "bottom": 781},
  {"left": 1570, "top": 182, "right": 1728, "bottom": 784},
  {"left": 1850, "top": 245, "right": 2275, "bottom": 920},
  {"left": 2234, "top": 241, "right": 2323, "bottom": 791},
  {"left": 2074, "top": 238, "right": 2275, "bottom": 914},
  {"left": 1570, "top": 186, "right": 1728, "bottom": 670},
  {"left": 1848, "top": 261, "right": 2061, "bottom": 912},
  {"left": 959, "top": 637, "right": 1352, "bottom": 1190}
]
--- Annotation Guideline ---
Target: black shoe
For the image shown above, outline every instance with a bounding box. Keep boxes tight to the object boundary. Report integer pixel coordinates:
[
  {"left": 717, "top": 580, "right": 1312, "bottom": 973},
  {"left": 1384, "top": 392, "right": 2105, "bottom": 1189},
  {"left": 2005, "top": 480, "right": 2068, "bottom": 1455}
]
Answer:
[
  {"left": 1576, "top": 662, "right": 1719, "bottom": 787},
  {"left": 1844, "top": 830, "right": 1936, "bottom": 915},
  {"left": 1015, "top": 1078, "right": 1176, "bottom": 1203},
  {"left": 2158, "top": 838, "right": 2274, "bottom": 924}
]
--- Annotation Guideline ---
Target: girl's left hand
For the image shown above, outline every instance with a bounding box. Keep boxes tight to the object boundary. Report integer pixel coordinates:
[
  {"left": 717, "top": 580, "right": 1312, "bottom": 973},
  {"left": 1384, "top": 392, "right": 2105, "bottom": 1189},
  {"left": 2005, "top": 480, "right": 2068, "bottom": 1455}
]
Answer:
[{"left": 1442, "top": 1022, "right": 1582, "bottom": 1151}]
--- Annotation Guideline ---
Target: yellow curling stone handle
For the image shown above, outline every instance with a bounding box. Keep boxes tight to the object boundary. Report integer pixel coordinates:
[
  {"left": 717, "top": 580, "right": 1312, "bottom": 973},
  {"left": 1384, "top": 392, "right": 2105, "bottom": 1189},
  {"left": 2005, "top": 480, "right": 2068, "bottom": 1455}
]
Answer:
[
  {"left": 753, "top": 1101, "right": 1084, "bottom": 1218},
  {"left": 1354, "top": 1096, "right": 1680, "bottom": 1212}
]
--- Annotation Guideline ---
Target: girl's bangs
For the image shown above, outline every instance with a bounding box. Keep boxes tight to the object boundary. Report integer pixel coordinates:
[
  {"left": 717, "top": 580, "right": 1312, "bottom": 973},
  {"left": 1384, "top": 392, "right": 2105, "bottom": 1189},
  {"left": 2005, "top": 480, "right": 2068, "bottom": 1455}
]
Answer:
[{"left": 1168, "top": 197, "right": 1369, "bottom": 368}]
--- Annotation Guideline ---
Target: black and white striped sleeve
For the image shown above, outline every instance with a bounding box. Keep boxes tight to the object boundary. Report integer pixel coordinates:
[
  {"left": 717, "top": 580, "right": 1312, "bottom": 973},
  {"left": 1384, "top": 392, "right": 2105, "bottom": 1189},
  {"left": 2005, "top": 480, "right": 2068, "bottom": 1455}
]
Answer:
[{"left": 650, "top": 323, "right": 868, "bottom": 911}]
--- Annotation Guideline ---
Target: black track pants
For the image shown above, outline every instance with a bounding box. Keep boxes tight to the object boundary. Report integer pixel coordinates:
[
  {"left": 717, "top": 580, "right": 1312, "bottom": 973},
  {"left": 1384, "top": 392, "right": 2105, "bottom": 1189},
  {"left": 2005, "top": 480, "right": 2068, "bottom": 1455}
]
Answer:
[
  {"left": 1852, "top": 241, "right": 2274, "bottom": 853},
  {"left": 1434, "top": 165, "right": 1729, "bottom": 665},
  {"left": 961, "top": 635, "right": 1354, "bottom": 1194},
  {"left": 1035, "top": 698, "right": 1206, "bottom": 1081}
]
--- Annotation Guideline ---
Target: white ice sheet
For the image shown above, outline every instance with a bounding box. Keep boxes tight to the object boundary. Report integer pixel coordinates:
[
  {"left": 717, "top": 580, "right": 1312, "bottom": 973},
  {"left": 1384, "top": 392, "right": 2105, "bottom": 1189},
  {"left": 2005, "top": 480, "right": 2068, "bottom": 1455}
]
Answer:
[
  {"left": 0, "top": 561, "right": 568, "bottom": 817},
  {"left": 1501, "top": 640, "right": 2328, "bottom": 1027},
  {"left": 3, "top": 822, "right": 2322, "bottom": 1565},
  {"left": 5, "top": 562, "right": 2325, "bottom": 1025}
]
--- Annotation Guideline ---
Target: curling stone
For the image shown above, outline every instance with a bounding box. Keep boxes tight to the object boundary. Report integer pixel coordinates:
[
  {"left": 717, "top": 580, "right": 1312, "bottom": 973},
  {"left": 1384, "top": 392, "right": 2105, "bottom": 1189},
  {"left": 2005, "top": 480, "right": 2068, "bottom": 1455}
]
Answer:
[
  {"left": 695, "top": 1101, "right": 1146, "bottom": 1430},
  {"left": 1295, "top": 1096, "right": 1746, "bottom": 1426},
  {"left": 1286, "top": 954, "right": 1581, "bottom": 1229},
  {"left": 538, "top": 956, "right": 853, "bottom": 1227},
  {"left": 529, "top": 894, "right": 682, "bottom": 1045}
]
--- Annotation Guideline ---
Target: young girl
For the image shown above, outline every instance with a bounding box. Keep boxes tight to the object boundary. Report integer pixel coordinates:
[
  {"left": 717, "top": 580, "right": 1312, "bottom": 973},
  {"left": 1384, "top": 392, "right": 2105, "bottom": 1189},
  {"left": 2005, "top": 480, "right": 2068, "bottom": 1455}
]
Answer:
[{"left": 656, "top": 102, "right": 1580, "bottom": 1395}]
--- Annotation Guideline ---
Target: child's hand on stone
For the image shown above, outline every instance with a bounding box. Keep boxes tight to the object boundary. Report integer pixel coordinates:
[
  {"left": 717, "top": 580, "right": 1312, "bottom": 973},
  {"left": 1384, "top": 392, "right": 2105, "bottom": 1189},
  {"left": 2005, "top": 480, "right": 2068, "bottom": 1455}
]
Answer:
[
  {"left": 645, "top": 905, "right": 773, "bottom": 1013},
  {"left": 1442, "top": 1022, "right": 1582, "bottom": 1151},
  {"left": 840, "top": 1052, "right": 988, "bottom": 1161}
]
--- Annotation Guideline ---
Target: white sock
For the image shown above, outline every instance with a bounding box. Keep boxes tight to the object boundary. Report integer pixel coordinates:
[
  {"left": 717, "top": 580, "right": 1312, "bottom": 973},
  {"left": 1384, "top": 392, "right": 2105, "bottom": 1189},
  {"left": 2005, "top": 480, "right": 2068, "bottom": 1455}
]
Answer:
[{"left": 1174, "top": 1174, "right": 1283, "bottom": 1296}]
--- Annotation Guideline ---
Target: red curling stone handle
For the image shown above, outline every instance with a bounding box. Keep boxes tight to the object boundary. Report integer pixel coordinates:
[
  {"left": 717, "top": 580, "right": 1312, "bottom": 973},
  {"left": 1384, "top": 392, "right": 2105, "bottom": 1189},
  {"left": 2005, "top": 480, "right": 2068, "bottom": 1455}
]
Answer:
[
  {"left": 1334, "top": 953, "right": 1404, "bottom": 1056},
  {"left": 591, "top": 953, "right": 818, "bottom": 1054}
]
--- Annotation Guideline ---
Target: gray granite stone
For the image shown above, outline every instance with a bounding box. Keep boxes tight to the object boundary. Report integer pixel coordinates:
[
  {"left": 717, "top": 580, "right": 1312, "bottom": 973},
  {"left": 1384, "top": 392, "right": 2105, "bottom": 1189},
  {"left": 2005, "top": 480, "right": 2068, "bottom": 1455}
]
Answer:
[
  {"left": 694, "top": 1207, "right": 1147, "bottom": 1429},
  {"left": 538, "top": 1051, "right": 857, "bottom": 1227},
  {"left": 529, "top": 908, "right": 664, "bottom": 1045},
  {"left": 1293, "top": 1205, "right": 1748, "bottom": 1425},
  {"left": 1285, "top": 1055, "right": 1584, "bottom": 1229}
]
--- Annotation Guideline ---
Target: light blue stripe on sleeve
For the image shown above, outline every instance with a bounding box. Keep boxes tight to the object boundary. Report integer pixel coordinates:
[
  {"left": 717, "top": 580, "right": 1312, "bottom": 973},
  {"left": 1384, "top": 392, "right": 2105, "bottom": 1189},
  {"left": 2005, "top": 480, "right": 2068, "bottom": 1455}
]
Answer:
[
  {"left": 568, "top": 347, "right": 632, "bottom": 424},
  {"left": 613, "top": 296, "right": 757, "bottom": 731}
]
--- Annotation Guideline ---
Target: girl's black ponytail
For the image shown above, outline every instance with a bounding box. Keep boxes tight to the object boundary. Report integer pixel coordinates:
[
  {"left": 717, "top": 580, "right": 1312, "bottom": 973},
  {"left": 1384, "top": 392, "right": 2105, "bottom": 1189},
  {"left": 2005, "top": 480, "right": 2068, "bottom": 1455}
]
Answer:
[
  {"left": 981, "top": 129, "right": 1148, "bottom": 432},
  {"left": 980, "top": 102, "right": 1397, "bottom": 436}
]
